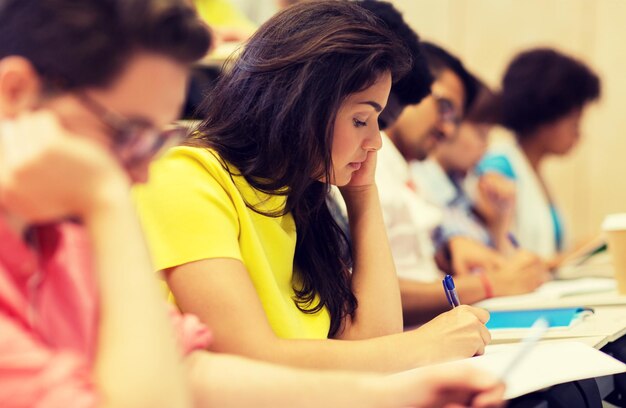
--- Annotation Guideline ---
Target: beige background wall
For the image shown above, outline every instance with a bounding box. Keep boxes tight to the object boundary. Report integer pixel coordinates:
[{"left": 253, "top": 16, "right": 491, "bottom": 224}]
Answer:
[{"left": 392, "top": 0, "right": 626, "bottom": 244}]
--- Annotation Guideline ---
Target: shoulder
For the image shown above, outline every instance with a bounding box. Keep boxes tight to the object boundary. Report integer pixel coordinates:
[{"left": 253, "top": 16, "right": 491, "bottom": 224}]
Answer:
[
  {"left": 140, "top": 146, "right": 243, "bottom": 194},
  {"left": 154, "top": 146, "right": 231, "bottom": 176},
  {"left": 476, "top": 152, "right": 517, "bottom": 180}
]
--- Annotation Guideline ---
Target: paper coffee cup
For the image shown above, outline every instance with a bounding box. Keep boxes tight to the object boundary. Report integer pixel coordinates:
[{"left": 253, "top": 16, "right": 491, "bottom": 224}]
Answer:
[{"left": 602, "top": 213, "right": 626, "bottom": 294}]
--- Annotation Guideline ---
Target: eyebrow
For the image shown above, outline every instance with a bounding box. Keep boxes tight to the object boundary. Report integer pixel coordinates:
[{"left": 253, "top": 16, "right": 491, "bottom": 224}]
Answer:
[{"left": 358, "top": 101, "right": 383, "bottom": 113}]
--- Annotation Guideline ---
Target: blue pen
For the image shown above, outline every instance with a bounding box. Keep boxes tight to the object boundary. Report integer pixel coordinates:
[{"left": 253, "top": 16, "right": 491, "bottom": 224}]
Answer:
[
  {"left": 442, "top": 279, "right": 453, "bottom": 305},
  {"left": 443, "top": 274, "right": 461, "bottom": 308}
]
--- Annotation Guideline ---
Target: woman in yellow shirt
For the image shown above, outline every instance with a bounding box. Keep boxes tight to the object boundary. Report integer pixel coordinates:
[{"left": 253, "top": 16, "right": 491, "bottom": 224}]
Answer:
[{"left": 136, "top": 1, "right": 491, "bottom": 372}]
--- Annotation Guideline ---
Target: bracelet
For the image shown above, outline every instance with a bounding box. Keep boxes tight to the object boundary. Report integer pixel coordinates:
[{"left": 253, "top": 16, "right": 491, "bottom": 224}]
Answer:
[{"left": 478, "top": 272, "right": 494, "bottom": 299}]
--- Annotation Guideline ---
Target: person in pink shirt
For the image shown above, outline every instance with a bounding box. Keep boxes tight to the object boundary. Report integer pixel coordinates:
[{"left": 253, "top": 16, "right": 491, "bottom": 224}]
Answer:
[{"left": 0, "top": 0, "right": 504, "bottom": 407}]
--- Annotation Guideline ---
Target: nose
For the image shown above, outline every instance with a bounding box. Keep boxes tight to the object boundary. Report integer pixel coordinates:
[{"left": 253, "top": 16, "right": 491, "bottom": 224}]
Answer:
[
  {"left": 437, "top": 120, "right": 459, "bottom": 141},
  {"left": 362, "top": 127, "right": 382, "bottom": 152}
]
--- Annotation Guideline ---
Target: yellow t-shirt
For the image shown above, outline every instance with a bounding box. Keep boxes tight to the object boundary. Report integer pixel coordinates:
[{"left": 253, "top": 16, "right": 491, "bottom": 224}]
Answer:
[
  {"left": 134, "top": 146, "right": 330, "bottom": 339},
  {"left": 193, "top": 0, "right": 256, "bottom": 32}
]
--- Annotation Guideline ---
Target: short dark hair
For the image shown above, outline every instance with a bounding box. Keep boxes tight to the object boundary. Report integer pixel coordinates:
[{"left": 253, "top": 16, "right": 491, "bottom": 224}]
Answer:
[
  {"left": 358, "top": 0, "right": 432, "bottom": 107},
  {"left": 192, "top": 1, "right": 411, "bottom": 337},
  {"left": 0, "top": 0, "right": 211, "bottom": 91},
  {"left": 421, "top": 41, "right": 478, "bottom": 112},
  {"left": 500, "top": 48, "right": 601, "bottom": 136}
]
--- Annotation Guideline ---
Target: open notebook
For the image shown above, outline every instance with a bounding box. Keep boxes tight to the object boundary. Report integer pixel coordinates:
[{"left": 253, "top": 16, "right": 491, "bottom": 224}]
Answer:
[{"left": 393, "top": 341, "right": 626, "bottom": 400}]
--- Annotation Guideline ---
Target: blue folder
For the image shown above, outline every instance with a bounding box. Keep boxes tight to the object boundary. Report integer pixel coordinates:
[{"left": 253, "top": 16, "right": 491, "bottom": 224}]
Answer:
[{"left": 486, "top": 307, "right": 593, "bottom": 330}]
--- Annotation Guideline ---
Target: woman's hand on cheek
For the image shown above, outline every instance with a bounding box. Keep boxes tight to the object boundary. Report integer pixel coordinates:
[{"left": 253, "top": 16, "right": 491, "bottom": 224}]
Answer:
[{"left": 340, "top": 150, "right": 377, "bottom": 192}]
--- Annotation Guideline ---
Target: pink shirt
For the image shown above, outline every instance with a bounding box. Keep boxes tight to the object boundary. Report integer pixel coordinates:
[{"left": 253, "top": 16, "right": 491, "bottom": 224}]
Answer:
[{"left": 0, "top": 217, "right": 210, "bottom": 407}]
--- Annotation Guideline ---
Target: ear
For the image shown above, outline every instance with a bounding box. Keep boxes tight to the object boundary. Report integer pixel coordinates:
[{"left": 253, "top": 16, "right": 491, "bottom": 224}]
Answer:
[{"left": 0, "top": 56, "right": 42, "bottom": 119}]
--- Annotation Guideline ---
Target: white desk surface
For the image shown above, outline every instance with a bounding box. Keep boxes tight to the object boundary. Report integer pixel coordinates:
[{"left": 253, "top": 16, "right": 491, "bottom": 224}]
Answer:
[{"left": 478, "top": 267, "right": 626, "bottom": 402}]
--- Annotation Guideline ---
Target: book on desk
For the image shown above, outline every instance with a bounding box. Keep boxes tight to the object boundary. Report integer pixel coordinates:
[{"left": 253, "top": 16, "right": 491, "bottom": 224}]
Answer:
[{"left": 486, "top": 307, "right": 594, "bottom": 331}]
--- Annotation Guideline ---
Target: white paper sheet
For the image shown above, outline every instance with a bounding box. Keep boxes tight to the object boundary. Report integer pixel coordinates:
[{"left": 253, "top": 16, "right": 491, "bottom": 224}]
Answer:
[{"left": 394, "top": 341, "right": 626, "bottom": 400}]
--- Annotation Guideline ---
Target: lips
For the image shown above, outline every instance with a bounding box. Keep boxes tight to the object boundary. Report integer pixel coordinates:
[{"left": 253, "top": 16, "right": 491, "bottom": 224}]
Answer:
[{"left": 349, "top": 162, "right": 362, "bottom": 170}]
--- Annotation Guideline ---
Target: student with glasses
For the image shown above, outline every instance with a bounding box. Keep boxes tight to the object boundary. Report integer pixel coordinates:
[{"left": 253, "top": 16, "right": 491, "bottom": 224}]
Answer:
[
  {"left": 0, "top": 0, "right": 211, "bottom": 406},
  {"left": 377, "top": 41, "right": 549, "bottom": 326},
  {"left": 75, "top": 93, "right": 187, "bottom": 173},
  {"left": 0, "top": 0, "right": 505, "bottom": 407},
  {"left": 412, "top": 85, "right": 514, "bottom": 253}
]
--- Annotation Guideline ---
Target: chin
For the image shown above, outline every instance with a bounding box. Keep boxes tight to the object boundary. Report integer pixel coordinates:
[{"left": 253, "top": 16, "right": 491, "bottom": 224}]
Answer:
[
  {"left": 128, "top": 167, "right": 149, "bottom": 184},
  {"left": 411, "top": 150, "right": 429, "bottom": 162},
  {"left": 332, "top": 173, "right": 352, "bottom": 187}
]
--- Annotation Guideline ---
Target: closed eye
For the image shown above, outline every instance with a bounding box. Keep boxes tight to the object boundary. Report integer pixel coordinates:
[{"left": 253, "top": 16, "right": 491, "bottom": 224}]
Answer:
[{"left": 353, "top": 118, "right": 367, "bottom": 128}]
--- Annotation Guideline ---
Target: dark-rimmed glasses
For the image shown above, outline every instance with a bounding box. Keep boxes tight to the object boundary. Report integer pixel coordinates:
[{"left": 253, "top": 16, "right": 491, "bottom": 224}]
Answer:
[
  {"left": 433, "top": 92, "right": 462, "bottom": 127},
  {"left": 77, "top": 93, "right": 186, "bottom": 167}
]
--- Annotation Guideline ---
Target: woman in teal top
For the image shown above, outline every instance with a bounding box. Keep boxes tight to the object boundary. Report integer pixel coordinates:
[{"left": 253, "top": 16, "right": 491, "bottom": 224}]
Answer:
[{"left": 477, "top": 48, "right": 600, "bottom": 264}]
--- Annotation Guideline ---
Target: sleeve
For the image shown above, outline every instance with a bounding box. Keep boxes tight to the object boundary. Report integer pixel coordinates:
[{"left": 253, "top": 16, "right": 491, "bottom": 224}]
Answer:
[
  {"left": 435, "top": 206, "right": 494, "bottom": 249},
  {"left": 0, "top": 313, "right": 98, "bottom": 408},
  {"left": 475, "top": 153, "right": 517, "bottom": 180},
  {"left": 134, "top": 149, "right": 243, "bottom": 271}
]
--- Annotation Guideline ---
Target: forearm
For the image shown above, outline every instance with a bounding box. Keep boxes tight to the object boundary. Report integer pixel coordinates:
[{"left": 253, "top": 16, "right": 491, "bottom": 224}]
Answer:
[
  {"left": 400, "top": 276, "right": 487, "bottom": 327},
  {"left": 486, "top": 222, "right": 515, "bottom": 254},
  {"left": 455, "top": 275, "right": 489, "bottom": 305},
  {"left": 399, "top": 280, "right": 451, "bottom": 326},
  {"left": 87, "top": 194, "right": 191, "bottom": 408},
  {"left": 342, "top": 186, "right": 402, "bottom": 338},
  {"left": 225, "top": 330, "right": 440, "bottom": 373},
  {"left": 185, "top": 351, "right": 402, "bottom": 408}
]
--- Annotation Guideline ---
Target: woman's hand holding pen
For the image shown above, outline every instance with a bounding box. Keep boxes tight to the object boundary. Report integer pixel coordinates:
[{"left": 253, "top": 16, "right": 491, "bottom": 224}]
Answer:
[{"left": 408, "top": 305, "right": 492, "bottom": 364}]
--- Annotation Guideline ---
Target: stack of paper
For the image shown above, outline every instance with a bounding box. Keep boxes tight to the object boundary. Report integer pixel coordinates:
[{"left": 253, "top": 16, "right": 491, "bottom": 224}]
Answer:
[{"left": 394, "top": 341, "right": 626, "bottom": 400}]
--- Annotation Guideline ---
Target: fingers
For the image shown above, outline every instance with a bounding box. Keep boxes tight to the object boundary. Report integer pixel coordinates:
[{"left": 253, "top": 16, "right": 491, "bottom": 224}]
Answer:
[
  {"left": 453, "top": 256, "right": 472, "bottom": 276},
  {"left": 455, "top": 306, "right": 491, "bottom": 355},
  {"left": 453, "top": 366, "right": 505, "bottom": 407},
  {"left": 527, "top": 266, "right": 551, "bottom": 289},
  {"left": 487, "top": 254, "right": 506, "bottom": 273},
  {"left": 430, "top": 365, "right": 505, "bottom": 407},
  {"left": 479, "top": 323, "right": 492, "bottom": 346},
  {"left": 460, "top": 305, "right": 490, "bottom": 324},
  {"left": 450, "top": 237, "right": 505, "bottom": 276},
  {"left": 472, "top": 382, "right": 507, "bottom": 408}
]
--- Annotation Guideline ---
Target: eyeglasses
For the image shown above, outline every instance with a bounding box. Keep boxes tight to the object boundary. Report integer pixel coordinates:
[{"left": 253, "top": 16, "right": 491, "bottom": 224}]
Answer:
[
  {"left": 432, "top": 92, "right": 462, "bottom": 127},
  {"left": 77, "top": 93, "right": 186, "bottom": 167}
]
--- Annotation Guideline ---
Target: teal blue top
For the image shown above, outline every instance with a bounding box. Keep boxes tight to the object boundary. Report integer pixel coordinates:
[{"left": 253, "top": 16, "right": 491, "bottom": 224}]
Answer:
[{"left": 477, "top": 153, "right": 563, "bottom": 251}]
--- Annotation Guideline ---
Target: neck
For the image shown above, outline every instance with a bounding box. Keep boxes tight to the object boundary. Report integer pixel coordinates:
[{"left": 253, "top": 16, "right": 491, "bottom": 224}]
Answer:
[
  {"left": 434, "top": 155, "right": 449, "bottom": 171},
  {"left": 518, "top": 134, "right": 544, "bottom": 172}
]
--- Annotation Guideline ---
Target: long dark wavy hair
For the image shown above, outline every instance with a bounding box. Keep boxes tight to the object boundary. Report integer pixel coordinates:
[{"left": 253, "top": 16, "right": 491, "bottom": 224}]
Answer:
[{"left": 190, "top": 1, "right": 411, "bottom": 337}]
